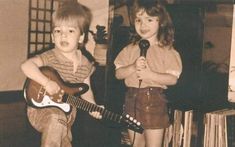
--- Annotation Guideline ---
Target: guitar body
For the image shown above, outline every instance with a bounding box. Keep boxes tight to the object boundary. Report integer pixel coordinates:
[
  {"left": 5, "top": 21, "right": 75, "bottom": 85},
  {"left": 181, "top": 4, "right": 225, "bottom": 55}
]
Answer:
[
  {"left": 23, "top": 66, "right": 89, "bottom": 112},
  {"left": 23, "top": 66, "right": 144, "bottom": 133}
]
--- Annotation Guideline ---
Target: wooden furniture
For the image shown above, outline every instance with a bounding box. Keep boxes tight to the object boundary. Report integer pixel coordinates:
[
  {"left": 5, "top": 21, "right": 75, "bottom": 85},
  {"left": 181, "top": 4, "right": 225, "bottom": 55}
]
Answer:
[
  {"left": 204, "top": 109, "right": 235, "bottom": 147},
  {"left": 163, "top": 109, "right": 194, "bottom": 147}
]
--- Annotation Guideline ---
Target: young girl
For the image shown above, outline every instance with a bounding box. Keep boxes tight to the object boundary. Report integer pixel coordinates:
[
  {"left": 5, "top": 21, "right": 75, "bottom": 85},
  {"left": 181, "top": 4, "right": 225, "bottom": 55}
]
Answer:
[
  {"left": 114, "top": 1, "right": 182, "bottom": 147},
  {"left": 21, "top": 1, "right": 101, "bottom": 147}
]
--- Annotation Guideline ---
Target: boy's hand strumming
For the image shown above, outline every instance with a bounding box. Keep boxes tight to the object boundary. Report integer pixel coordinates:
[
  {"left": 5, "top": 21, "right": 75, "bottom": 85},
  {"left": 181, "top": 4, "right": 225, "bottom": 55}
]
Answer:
[{"left": 44, "top": 80, "right": 61, "bottom": 95}]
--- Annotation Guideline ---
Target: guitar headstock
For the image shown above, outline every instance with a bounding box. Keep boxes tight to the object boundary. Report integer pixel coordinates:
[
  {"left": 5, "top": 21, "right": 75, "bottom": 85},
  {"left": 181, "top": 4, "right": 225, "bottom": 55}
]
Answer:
[{"left": 121, "top": 114, "right": 144, "bottom": 134}]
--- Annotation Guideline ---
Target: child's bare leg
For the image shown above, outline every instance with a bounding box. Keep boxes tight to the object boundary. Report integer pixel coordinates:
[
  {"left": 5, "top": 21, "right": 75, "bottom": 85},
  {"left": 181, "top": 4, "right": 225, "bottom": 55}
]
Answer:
[
  {"left": 145, "top": 128, "right": 164, "bottom": 147},
  {"left": 128, "top": 129, "right": 145, "bottom": 147}
]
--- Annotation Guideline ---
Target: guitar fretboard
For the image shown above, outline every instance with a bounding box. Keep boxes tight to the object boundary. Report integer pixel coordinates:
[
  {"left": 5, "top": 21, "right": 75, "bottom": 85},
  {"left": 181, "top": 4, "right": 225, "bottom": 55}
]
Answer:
[
  {"left": 66, "top": 95, "right": 122, "bottom": 123},
  {"left": 24, "top": 66, "right": 144, "bottom": 134}
]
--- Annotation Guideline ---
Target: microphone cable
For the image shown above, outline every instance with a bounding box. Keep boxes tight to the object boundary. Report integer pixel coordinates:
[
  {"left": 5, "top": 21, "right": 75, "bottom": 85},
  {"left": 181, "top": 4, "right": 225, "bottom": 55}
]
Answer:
[
  {"left": 131, "top": 39, "right": 150, "bottom": 147},
  {"left": 130, "top": 80, "right": 141, "bottom": 147}
]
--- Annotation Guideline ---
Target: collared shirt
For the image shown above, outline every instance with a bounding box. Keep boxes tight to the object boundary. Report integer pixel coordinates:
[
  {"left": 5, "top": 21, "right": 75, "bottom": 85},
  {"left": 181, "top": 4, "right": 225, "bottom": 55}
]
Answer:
[{"left": 114, "top": 43, "right": 182, "bottom": 88}]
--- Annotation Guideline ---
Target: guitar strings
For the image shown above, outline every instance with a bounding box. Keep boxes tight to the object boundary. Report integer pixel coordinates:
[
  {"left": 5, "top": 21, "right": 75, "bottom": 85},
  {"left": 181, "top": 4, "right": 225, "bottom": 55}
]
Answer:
[{"left": 67, "top": 93, "right": 142, "bottom": 133}]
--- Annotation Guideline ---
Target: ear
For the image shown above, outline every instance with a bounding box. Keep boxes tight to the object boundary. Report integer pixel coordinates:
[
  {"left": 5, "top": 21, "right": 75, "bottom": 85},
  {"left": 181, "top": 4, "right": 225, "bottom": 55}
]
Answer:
[{"left": 78, "top": 34, "right": 85, "bottom": 43}]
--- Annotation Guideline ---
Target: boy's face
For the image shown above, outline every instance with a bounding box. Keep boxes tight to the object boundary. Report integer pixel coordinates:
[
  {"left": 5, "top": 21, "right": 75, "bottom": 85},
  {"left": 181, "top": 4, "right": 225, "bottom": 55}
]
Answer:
[
  {"left": 51, "top": 20, "right": 81, "bottom": 53},
  {"left": 134, "top": 10, "right": 160, "bottom": 41}
]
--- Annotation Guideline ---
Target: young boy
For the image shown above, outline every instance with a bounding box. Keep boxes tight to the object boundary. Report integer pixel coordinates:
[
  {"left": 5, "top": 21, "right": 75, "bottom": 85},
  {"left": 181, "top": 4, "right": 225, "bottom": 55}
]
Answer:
[{"left": 21, "top": 1, "right": 101, "bottom": 147}]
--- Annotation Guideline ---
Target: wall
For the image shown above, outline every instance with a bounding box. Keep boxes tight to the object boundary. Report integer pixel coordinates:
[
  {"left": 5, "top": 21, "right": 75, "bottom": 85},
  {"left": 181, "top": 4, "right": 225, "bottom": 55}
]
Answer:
[
  {"left": 0, "top": 0, "right": 109, "bottom": 92},
  {"left": 228, "top": 5, "right": 235, "bottom": 102},
  {"left": 203, "top": 27, "right": 232, "bottom": 64},
  {"left": 79, "top": 0, "right": 109, "bottom": 55},
  {"left": 0, "top": 0, "right": 28, "bottom": 91},
  {"left": 202, "top": 5, "right": 233, "bottom": 65}
]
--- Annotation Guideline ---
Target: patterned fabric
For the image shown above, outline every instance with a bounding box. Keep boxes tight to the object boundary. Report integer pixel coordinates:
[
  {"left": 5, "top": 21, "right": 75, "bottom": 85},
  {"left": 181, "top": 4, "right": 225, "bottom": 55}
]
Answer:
[
  {"left": 27, "top": 49, "right": 93, "bottom": 147},
  {"left": 27, "top": 107, "right": 76, "bottom": 147},
  {"left": 39, "top": 49, "right": 93, "bottom": 83}
]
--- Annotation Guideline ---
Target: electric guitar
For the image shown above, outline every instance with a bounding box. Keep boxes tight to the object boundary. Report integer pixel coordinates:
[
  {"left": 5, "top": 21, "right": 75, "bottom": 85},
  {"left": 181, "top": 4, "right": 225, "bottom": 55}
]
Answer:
[{"left": 23, "top": 66, "right": 144, "bottom": 134}]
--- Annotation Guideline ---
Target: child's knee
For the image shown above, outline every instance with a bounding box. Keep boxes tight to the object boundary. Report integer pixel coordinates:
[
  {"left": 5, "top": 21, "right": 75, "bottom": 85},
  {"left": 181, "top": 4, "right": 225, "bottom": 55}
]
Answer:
[{"left": 46, "top": 113, "right": 68, "bottom": 128}]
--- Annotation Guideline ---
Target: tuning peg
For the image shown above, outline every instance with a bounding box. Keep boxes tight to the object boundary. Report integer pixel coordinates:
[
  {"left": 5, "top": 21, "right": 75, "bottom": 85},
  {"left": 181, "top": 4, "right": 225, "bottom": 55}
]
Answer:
[
  {"left": 137, "top": 122, "right": 141, "bottom": 126},
  {"left": 126, "top": 114, "right": 130, "bottom": 118},
  {"left": 133, "top": 119, "right": 137, "bottom": 123},
  {"left": 130, "top": 117, "right": 133, "bottom": 121}
]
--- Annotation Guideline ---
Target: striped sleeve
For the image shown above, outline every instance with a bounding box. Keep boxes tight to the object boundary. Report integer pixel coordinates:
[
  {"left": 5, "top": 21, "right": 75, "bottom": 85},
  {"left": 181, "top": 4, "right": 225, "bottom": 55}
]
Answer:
[{"left": 37, "top": 50, "right": 55, "bottom": 66}]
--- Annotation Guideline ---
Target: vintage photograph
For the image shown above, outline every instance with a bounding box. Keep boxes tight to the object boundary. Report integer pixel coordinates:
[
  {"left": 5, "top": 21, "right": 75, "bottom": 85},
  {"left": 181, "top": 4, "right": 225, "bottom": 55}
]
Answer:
[{"left": 0, "top": 0, "right": 234, "bottom": 147}]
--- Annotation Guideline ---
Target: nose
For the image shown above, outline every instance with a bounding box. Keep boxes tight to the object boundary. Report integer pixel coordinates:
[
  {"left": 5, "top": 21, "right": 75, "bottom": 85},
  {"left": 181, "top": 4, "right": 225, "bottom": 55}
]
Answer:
[
  {"left": 141, "top": 21, "right": 148, "bottom": 28},
  {"left": 61, "top": 31, "right": 67, "bottom": 38}
]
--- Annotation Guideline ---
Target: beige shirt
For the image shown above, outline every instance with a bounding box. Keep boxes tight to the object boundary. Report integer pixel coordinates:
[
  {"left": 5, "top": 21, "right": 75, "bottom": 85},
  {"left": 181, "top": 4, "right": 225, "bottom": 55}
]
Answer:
[
  {"left": 114, "top": 43, "right": 182, "bottom": 88},
  {"left": 39, "top": 49, "right": 93, "bottom": 83}
]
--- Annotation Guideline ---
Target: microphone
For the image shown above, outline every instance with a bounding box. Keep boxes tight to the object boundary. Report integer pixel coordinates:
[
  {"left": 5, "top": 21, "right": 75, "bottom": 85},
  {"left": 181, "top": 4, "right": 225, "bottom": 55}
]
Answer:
[
  {"left": 139, "top": 39, "right": 150, "bottom": 57},
  {"left": 138, "top": 39, "right": 150, "bottom": 87}
]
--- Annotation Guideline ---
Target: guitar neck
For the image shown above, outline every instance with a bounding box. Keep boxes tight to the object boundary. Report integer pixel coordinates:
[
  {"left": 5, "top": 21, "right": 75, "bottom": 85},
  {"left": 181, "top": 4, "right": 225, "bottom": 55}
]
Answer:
[
  {"left": 66, "top": 95, "right": 122, "bottom": 123},
  {"left": 24, "top": 66, "right": 144, "bottom": 134}
]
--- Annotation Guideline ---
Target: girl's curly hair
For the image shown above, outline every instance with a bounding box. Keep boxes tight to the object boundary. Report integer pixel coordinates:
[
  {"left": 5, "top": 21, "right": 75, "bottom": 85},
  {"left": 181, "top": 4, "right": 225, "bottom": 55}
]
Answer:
[{"left": 130, "top": 0, "right": 175, "bottom": 48}]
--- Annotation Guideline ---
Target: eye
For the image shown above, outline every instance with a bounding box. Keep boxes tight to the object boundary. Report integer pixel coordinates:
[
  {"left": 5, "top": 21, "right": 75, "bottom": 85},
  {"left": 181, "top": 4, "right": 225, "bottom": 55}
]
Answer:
[
  {"left": 54, "top": 30, "right": 60, "bottom": 33},
  {"left": 53, "top": 29, "right": 61, "bottom": 34},
  {"left": 135, "top": 18, "right": 141, "bottom": 23},
  {"left": 147, "top": 18, "right": 153, "bottom": 22},
  {"left": 69, "top": 29, "right": 75, "bottom": 33}
]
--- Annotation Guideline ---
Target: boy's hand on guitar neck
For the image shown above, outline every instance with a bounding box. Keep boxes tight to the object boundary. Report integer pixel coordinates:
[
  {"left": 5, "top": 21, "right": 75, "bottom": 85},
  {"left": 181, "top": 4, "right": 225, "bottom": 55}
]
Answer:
[
  {"left": 44, "top": 79, "right": 61, "bottom": 95},
  {"left": 24, "top": 66, "right": 144, "bottom": 133},
  {"left": 89, "top": 105, "right": 104, "bottom": 119},
  {"left": 89, "top": 111, "right": 102, "bottom": 119}
]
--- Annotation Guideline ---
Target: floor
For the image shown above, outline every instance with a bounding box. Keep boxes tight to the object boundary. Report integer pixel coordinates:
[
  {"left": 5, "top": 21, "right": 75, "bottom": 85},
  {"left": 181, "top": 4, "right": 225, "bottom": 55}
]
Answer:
[
  {"left": 0, "top": 100, "right": 131, "bottom": 147},
  {"left": 1, "top": 91, "right": 234, "bottom": 147}
]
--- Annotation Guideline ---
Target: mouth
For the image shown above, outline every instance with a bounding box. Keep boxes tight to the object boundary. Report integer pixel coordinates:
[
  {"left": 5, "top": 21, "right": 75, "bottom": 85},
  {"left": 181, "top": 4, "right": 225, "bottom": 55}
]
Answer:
[
  {"left": 60, "top": 41, "right": 69, "bottom": 47},
  {"left": 140, "top": 29, "right": 149, "bottom": 34}
]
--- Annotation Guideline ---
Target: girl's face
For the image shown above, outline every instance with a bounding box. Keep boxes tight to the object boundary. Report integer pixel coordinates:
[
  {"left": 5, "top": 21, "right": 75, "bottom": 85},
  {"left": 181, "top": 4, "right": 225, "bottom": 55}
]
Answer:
[
  {"left": 51, "top": 20, "right": 81, "bottom": 53},
  {"left": 134, "top": 10, "right": 160, "bottom": 42}
]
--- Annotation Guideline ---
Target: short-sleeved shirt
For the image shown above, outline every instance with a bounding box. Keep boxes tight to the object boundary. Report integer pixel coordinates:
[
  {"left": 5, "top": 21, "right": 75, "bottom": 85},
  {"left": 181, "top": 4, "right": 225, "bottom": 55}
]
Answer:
[
  {"left": 27, "top": 49, "right": 93, "bottom": 134},
  {"left": 114, "top": 43, "right": 182, "bottom": 89},
  {"left": 38, "top": 49, "right": 93, "bottom": 83}
]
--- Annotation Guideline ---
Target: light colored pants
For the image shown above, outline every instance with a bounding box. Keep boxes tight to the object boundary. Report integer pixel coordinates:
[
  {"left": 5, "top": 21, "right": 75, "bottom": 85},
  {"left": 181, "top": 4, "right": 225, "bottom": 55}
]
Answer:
[{"left": 27, "top": 106, "right": 76, "bottom": 147}]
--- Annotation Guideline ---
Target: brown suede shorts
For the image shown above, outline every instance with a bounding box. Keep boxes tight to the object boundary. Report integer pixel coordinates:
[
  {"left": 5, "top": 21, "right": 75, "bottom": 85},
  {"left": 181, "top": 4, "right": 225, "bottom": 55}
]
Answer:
[{"left": 124, "top": 87, "right": 170, "bottom": 129}]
